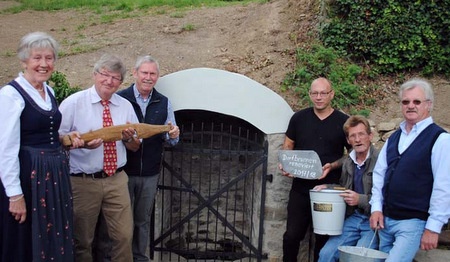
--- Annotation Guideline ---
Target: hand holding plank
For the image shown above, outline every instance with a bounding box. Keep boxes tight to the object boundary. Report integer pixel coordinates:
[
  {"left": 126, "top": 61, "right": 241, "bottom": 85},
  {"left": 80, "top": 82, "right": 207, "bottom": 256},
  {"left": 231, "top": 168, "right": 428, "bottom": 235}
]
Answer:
[{"left": 62, "top": 123, "right": 172, "bottom": 147}]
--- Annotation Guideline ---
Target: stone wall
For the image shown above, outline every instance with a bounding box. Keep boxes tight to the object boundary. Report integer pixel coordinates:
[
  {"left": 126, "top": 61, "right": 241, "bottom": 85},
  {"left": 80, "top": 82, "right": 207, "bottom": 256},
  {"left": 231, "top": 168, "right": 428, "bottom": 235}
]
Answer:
[{"left": 264, "top": 133, "right": 313, "bottom": 262}]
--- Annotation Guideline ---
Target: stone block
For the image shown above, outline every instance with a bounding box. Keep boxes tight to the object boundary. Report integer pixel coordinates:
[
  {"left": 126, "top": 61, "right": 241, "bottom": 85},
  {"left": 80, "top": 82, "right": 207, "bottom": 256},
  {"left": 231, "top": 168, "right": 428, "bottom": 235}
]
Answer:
[
  {"left": 439, "top": 230, "right": 450, "bottom": 245},
  {"left": 392, "top": 117, "right": 404, "bottom": 127},
  {"left": 371, "top": 132, "right": 380, "bottom": 143},
  {"left": 265, "top": 206, "right": 287, "bottom": 221},
  {"left": 414, "top": 249, "right": 450, "bottom": 262},
  {"left": 378, "top": 122, "right": 396, "bottom": 132},
  {"left": 382, "top": 130, "right": 396, "bottom": 141}
]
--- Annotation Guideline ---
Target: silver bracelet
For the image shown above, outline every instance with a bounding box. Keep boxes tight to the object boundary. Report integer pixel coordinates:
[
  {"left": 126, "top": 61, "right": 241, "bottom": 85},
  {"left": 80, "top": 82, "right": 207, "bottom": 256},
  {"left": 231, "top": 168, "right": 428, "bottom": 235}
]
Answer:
[{"left": 9, "top": 194, "right": 24, "bottom": 202}]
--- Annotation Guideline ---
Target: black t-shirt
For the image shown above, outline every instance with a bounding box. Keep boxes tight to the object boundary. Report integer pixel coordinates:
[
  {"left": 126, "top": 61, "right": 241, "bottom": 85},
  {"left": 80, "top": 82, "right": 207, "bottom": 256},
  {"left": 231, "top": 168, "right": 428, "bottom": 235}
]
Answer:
[{"left": 286, "top": 107, "right": 350, "bottom": 193}]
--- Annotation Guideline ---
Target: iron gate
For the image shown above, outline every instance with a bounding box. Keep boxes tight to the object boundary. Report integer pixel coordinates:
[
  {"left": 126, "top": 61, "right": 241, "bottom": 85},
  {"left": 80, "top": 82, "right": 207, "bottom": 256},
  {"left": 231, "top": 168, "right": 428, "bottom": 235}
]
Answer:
[{"left": 151, "top": 117, "right": 269, "bottom": 261}]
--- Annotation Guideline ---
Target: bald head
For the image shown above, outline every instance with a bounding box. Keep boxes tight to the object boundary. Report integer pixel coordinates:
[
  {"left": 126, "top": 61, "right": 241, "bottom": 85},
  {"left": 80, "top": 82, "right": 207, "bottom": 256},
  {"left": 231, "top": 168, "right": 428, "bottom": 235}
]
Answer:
[{"left": 310, "top": 77, "right": 332, "bottom": 91}]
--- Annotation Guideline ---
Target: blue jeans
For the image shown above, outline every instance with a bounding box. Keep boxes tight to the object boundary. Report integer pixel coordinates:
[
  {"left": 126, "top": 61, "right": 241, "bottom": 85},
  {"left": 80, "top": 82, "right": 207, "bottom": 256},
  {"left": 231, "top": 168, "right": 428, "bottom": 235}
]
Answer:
[
  {"left": 379, "top": 216, "right": 426, "bottom": 262},
  {"left": 318, "top": 211, "right": 377, "bottom": 262}
]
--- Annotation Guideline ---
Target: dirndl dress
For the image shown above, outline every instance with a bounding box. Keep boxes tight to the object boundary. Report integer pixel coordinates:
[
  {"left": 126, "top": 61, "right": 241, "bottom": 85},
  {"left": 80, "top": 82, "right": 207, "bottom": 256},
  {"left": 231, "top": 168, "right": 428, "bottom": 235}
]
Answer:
[{"left": 0, "top": 80, "right": 74, "bottom": 261}]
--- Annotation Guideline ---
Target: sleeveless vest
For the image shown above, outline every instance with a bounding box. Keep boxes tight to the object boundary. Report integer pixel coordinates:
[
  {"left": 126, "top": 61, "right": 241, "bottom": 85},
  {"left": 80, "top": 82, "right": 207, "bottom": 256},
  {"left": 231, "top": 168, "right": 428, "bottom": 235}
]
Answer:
[
  {"left": 9, "top": 80, "right": 61, "bottom": 149},
  {"left": 383, "top": 124, "right": 445, "bottom": 220},
  {"left": 118, "top": 85, "right": 168, "bottom": 176}
]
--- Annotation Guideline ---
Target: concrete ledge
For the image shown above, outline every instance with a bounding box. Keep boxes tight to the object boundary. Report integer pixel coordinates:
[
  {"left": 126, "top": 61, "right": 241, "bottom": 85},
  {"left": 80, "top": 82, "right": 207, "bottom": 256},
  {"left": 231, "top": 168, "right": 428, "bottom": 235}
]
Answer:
[{"left": 414, "top": 249, "right": 450, "bottom": 262}]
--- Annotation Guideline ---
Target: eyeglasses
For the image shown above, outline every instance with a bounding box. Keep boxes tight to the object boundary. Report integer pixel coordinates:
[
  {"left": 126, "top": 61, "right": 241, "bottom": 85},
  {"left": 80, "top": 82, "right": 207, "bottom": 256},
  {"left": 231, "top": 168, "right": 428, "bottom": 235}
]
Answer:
[
  {"left": 401, "top": 99, "right": 429, "bottom": 106},
  {"left": 97, "top": 71, "right": 122, "bottom": 83},
  {"left": 310, "top": 91, "right": 332, "bottom": 97}
]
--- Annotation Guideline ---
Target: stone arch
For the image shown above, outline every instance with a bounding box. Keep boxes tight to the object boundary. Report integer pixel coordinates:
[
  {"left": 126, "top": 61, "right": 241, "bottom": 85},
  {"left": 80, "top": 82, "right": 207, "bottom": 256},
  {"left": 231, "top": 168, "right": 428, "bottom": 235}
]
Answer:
[{"left": 154, "top": 68, "right": 293, "bottom": 134}]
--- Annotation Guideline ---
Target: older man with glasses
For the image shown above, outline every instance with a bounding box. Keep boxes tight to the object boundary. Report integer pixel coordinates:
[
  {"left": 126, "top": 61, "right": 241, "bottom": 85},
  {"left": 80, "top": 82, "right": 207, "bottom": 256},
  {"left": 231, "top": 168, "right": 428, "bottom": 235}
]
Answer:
[
  {"left": 369, "top": 78, "right": 450, "bottom": 262},
  {"left": 279, "top": 77, "right": 351, "bottom": 261},
  {"left": 59, "top": 54, "right": 140, "bottom": 262},
  {"left": 315, "top": 115, "right": 380, "bottom": 262}
]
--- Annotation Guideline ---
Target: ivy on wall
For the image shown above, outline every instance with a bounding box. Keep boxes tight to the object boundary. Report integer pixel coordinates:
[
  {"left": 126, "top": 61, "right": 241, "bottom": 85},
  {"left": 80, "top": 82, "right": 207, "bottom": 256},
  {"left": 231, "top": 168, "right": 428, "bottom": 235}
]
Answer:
[{"left": 321, "top": 0, "right": 449, "bottom": 76}]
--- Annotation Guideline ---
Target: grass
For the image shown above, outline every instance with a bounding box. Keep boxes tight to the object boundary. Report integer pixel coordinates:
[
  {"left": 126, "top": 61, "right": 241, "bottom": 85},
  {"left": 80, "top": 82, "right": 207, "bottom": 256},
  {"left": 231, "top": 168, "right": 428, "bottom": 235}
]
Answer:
[
  {"left": 2, "top": 0, "right": 267, "bottom": 13},
  {"left": 3, "top": 50, "right": 15, "bottom": 57},
  {"left": 58, "top": 44, "right": 102, "bottom": 57},
  {"left": 182, "top": 23, "right": 196, "bottom": 31},
  {"left": 170, "top": 12, "right": 185, "bottom": 18}
]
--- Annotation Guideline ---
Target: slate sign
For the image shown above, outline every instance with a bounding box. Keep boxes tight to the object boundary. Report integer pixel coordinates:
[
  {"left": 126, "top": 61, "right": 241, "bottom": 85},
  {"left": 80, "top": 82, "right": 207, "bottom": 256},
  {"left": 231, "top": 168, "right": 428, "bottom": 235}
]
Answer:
[{"left": 278, "top": 150, "right": 323, "bottom": 179}]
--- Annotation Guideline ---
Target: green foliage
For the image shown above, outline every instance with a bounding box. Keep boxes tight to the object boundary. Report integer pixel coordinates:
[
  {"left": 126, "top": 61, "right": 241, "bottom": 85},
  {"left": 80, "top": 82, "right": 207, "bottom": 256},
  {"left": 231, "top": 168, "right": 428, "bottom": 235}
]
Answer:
[
  {"left": 3, "top": 0, "right": 264, "bottom": 13},
  {"left": 76, "top": 23, "right": 86, "bottom": 30},
  {"left": 170, "top": 12, "right": 185, "bottom": 18},
  {"left": 322, "top": 0, "right": 449, "bottom": 76},
  {"left": 182, "top": 23, "right": 196, "bottom": 31},
  {"left": 100, "top": 14, "right": 115, "bottom": 23},
  {"left": 1, "top": 0, "right": 268, "bottom": 25},
  {"left": 48, "top": 71, "right": 81, "bottom": 104},
  {"left": 154, "top": 9, "right": 167, "bottom": 15},
  {"left": 3, "top": 50, "right": 15, "bottom": 57},
  {"left": 282, "top": 44, "right": 372, "bottom": 116}
]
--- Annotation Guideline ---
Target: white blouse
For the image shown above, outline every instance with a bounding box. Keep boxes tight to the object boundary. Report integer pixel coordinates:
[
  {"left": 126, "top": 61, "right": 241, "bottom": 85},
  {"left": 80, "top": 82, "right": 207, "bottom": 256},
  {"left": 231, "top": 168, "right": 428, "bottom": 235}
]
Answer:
[{"left": 0, "top": 73, "right": 55, "bottom": 197}]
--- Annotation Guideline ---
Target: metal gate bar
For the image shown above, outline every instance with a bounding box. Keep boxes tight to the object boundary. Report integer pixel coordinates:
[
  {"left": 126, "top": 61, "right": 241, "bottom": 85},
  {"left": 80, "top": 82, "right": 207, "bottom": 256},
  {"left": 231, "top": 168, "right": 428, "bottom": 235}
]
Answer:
[
  {"left": 154, "top": 156, "right": 266, "bottom": 255},
  {"left": 151, "top": 121, "right": 268, "bottom": 261}
]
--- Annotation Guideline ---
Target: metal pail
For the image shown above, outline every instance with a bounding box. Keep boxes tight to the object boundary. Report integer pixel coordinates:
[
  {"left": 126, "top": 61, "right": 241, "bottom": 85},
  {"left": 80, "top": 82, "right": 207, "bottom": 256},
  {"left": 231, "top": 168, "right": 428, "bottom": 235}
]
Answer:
[
  {"left": 338, "top": 246, "right": 388, "bottom": 262},
  {"left": 309, "top": 189, "right": 346, "bottom": 235}
]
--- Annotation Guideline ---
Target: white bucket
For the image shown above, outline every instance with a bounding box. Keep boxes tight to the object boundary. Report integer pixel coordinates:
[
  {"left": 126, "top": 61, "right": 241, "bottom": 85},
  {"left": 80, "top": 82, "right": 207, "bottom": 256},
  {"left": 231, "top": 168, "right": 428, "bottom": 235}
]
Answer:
[
  {"left": 338, "top": 246, "right": 388, "bottom": 262},
  {"left": 309, "top": 189, "right": 346, "bottom": 235}
]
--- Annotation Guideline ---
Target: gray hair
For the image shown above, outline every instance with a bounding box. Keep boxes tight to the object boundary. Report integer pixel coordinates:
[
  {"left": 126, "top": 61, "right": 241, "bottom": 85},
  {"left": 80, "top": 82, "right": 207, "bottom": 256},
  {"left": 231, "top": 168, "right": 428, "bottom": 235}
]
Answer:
[
  {"left": 94, "top": 54, "right": 126, "bottom": 81},
  {"left": 17, "top": 32, "right": 59, "bottom": 61},
  {"left": 134, "top": 55, "right": 160, "bottom": 74},
  {"left": 399, "top": 78, "right": 434, "bottom": 111},
  {"left": 343, "top": 115, "right": 372, "bottom": 138}
]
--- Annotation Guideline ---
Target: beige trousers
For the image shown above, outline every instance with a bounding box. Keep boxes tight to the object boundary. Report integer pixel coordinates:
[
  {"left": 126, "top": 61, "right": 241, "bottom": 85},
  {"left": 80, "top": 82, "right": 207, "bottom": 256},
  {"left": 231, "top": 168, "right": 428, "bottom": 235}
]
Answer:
[{"left": 70, "top": 170, "right": 133, "bottom": 262}]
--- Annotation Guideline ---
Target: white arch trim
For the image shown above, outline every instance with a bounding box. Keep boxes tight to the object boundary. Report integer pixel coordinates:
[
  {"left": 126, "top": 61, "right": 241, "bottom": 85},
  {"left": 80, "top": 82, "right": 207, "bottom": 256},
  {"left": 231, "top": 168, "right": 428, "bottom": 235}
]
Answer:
[{"left": 155, "top": 68, "right": 294, "bottom": 134}]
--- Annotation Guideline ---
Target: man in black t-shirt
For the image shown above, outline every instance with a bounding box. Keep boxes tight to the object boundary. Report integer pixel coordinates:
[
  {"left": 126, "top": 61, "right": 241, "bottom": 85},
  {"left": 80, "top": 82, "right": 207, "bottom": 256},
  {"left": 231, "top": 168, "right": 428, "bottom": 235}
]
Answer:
[{"left": 280, "top": 77, "right": 350, "bottom": 262}]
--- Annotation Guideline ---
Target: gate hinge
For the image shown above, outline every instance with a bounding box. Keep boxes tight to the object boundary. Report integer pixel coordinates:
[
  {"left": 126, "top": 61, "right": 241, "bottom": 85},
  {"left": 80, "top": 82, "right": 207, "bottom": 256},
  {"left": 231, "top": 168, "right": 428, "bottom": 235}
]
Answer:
[{"left": 265, "top": 174, "right": 273, "bottom": 183}]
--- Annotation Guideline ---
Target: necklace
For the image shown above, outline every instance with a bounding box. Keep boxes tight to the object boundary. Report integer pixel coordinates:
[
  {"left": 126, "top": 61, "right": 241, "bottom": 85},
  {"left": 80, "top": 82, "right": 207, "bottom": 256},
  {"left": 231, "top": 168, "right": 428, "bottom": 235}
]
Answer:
[{"left": 36, "top": 87, "right": 44, "bottom": 92}]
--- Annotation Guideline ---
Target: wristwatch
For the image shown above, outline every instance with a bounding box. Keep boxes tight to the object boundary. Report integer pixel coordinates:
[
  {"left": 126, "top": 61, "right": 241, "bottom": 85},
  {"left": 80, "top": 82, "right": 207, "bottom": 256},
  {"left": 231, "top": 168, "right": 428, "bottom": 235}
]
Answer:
[{"left": 123, "top": 137, "right": 134, "bottom": 143}]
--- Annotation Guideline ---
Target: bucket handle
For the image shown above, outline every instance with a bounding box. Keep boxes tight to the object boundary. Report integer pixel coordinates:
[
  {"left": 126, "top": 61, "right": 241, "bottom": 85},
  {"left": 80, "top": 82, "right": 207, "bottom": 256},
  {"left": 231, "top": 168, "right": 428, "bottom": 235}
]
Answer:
[{"left": 359, "top": 227, "right": 378, "bottom": 256}]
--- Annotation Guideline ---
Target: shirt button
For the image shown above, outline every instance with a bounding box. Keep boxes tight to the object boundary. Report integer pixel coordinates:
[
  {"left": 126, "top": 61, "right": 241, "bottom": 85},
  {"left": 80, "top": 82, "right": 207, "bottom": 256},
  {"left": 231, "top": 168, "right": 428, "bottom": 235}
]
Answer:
[
  {"left": 50, "top": 127, "right": 53, "bottom": 130},
  {"left": 50, "top": 137, "right": 54, "bottom": 140},
  {"left": 50, "top": 116, "right": 53, "bottom": 119},
  {"left": 50, "top": 122, "right": 54, "bottom": 125}
]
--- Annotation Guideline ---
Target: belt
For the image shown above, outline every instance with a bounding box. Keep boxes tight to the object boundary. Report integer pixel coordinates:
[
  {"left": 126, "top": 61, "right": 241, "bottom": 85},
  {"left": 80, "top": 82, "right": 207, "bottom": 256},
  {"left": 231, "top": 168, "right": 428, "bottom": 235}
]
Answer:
[{"left": 71, "top": 167, "right": 124, "bottom": 179}]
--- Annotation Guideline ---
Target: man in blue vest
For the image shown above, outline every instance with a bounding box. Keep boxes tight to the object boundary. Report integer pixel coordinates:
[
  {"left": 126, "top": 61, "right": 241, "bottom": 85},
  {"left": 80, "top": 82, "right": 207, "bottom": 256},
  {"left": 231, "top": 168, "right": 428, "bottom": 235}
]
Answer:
[
  {"left": 97, "top": 56, "right": 177, "bottom": 262},
  {"left": 370, "top": 78, "right": 450, "bottom": 262}
]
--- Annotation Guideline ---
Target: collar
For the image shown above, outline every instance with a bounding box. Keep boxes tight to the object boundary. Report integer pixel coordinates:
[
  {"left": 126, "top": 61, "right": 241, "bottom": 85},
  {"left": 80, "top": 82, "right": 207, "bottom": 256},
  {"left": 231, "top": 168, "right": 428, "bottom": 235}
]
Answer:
[
  {"left": 349, "top": 147, "right": 371, "bottom": 168},
  {"left": 133, "top": 83, "right": 153, "bottom": 102},
  {"left": 18, "top": 72, "right": 48, "bottom": 94},
  {"left": 89, "top": 85, "right": 121, "bottom": 106},
  {"left": 399, "top": 116, "right": 434, "bottom": 135}
]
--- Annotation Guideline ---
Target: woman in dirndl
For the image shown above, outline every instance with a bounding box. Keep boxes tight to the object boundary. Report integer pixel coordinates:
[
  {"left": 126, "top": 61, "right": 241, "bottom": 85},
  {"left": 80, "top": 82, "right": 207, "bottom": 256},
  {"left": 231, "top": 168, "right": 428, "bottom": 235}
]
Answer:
[{"left": 0, "top": 32, "right": 83, "bottom": 261}]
